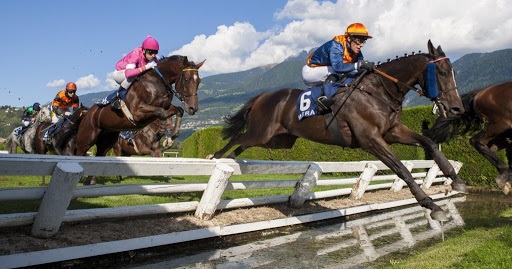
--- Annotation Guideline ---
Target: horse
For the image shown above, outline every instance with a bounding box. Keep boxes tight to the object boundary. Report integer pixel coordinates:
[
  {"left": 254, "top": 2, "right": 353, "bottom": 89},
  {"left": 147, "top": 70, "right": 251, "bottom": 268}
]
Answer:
[
  {"left": 6, "top": 106, "right": 51, "bottom": 154},
  {"left": 211, "top": 40, "right": 467, "bottom": 221},
  {"left": 34, "top": 104, "right": 89, "bottom": 155},
  {"left": 423, "top": 81, "right": 512, "bottom": 195},
  {"left": 112, "top": 115, "right": 177, "bottom": 157},
  {"left": 75, "top": 55, "right": 204, "bottom": 159}
]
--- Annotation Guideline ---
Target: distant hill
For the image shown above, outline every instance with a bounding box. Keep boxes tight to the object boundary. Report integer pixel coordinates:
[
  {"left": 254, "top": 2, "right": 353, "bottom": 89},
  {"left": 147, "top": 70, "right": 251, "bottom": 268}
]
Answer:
[{"left": 3, "top": 49, "right": 511, "bottom": 141}]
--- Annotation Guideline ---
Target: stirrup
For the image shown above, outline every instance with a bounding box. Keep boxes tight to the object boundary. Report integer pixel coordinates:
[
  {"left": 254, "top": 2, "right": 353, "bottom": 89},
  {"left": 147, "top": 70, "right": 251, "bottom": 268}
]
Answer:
[{"left": 316, "top": 96, "right": 334, "bottom": 114}]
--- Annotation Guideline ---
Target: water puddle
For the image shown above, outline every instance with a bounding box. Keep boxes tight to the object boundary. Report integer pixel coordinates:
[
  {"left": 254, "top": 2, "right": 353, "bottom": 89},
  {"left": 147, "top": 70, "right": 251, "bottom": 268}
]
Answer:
[{"left": 123, "top": 191, "right": 512, "bottom": 269}]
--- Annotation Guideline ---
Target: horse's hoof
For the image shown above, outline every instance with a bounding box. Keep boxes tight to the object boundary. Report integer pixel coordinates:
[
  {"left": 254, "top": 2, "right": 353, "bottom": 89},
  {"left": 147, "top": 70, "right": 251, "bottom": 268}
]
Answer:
[
  {"left": 502, "top": 182, "right": 511, "bottom": 196},
  {"left": 205, "top": 154, "right": 214, "bottom": 160},
  {"left": 496, "top": 175, "right": 508, "bottom": 189},
  {"left": 451, "top": 182, "right": 468, "bottom": 194},
  {"left": 430, "top": 210, "right": 449, "bottom": 222}
]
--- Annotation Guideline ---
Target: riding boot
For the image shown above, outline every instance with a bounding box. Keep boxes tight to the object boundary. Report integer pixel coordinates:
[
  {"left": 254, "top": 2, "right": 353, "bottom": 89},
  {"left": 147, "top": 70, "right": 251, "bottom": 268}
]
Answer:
[
  {"left": 315, "top": 75, "right": 339, "bottom": 114},
  {"left": 111, "top": 87, "right": 126, "bottom": 110},
  {"left": 324, "top": 74, "right": 340, "bottom": 84}
]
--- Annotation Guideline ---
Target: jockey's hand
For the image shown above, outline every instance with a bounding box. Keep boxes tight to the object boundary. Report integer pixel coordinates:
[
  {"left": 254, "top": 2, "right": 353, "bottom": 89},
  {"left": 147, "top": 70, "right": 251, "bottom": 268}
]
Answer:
[
  {"left": 359, "top": 61, "right": 375, "bottom": 71},
  {"left": 145, "top": 61, "right": 157, "bottom": 70},
  {"left": 64, "top": 111, "right": 72, "bottom": 117}
]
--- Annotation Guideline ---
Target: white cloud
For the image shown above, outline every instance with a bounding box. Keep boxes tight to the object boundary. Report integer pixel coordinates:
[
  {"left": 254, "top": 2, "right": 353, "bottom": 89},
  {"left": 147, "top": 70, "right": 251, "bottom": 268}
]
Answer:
[
  {"left": 46, "top": 79, "right": 65, "bottom": 88},
  {"left": 75, "top": 74, "right": 100, "bottom": 92},
  {"left": 169, "top": 0, "right": 512, "bottom": 75},
  {"left": 169, "top": 22, "right": 271, "bottom": 74}
]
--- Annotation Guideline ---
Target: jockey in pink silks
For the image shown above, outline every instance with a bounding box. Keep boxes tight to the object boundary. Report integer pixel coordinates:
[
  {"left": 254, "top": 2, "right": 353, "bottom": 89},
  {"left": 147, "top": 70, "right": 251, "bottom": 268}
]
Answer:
[{"left": 111, "top": 35, "right": 160, "bottom": 110}]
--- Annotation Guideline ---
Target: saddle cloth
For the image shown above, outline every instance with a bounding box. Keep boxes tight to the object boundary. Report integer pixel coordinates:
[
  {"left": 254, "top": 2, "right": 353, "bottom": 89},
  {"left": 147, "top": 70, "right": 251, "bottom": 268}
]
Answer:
[
  {"left": 96, "top": 89, "right": 128, "bottom": 108},
  {"left": 296, "top": 82, "right": 345, "bottom": 121}
]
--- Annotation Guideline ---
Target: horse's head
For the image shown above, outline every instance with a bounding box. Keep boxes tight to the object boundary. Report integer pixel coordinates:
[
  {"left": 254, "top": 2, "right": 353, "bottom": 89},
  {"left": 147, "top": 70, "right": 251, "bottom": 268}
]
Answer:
[
  {"left": 173, "top": 57, "right": 205, "bottom": 116},
  {"left": 422, "top": 40, "right": 464, "bottom": 118},
  {"left": 37, "top": 106, "right": 51, "bottom": 123},
  {"left": 151, "top": 56, "right": 205, "bottom": 116}
]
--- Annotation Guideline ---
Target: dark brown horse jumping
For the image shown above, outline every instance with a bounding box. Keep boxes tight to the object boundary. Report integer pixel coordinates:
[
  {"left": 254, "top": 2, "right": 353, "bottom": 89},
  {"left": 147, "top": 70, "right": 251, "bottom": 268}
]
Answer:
[
  {"left": 212, "top": 40, "right": 467, "bottom": 221},
  {"left": 112, "top": 115, "right": 176, "bottom": 157},
  {"left": 75, "top": 55, "right": 204, "bottom": 158},
  {"left": 424, "top": 81, "right": 512, "bottom": 195},
  {"left": 34, "top": 104, "right": 89, "bottom": 156}
]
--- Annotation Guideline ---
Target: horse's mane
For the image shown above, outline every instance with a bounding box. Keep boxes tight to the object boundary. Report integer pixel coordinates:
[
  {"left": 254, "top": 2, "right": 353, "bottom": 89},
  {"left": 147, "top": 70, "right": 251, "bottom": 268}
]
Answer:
[
  {"left": 374, "top": 51, "right": 432, "bottom": 69},
  {"left": 159, "top": 55, "right": 191, "bottom": 64}
]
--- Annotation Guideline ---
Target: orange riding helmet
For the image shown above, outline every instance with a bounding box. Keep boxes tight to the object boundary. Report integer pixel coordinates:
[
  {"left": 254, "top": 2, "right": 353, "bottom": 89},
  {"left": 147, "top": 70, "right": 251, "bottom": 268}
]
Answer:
[
  {"left": 65, "top": 82, "right": 77, "bottom": 91},
  {"left": 345, "top": 23, "right": 373, "bottom": 39}
]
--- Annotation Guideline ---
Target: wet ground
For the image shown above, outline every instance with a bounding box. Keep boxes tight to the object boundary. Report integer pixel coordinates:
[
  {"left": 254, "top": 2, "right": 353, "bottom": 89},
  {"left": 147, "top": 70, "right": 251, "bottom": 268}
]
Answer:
[{"left": 120, "top": 191, "right": 512, "bottom": 269}]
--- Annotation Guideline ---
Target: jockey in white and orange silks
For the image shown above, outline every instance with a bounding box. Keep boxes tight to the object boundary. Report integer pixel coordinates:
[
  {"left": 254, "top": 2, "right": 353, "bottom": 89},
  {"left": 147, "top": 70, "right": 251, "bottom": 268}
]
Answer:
[{"left": 111, "top": 35, "right": 160, "bottom": 110}]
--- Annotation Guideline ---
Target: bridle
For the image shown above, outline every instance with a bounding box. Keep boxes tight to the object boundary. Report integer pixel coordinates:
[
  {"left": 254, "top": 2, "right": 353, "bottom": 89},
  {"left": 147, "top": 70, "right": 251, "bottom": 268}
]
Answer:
[
  {"left": 373, "top": 55, "right": 453, "bottom": 117},
  {"left": 154, "top": 66, "right": 199, "bottom": 104}
]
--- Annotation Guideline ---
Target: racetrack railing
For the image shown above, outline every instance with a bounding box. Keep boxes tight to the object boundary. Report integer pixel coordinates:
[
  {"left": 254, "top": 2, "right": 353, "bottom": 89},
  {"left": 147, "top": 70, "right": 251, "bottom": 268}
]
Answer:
[{"left": 0, "top": 154, "right": 461, "bottom": 238}]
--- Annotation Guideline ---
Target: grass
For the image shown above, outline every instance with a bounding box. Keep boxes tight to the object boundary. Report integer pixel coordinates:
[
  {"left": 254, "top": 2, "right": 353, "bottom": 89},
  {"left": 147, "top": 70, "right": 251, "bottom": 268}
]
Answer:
[
  {"left": 369, "top": 194, "right": 512, "bottom": 269},
  {"left": 381, "top": 226, "right": 512, "bottom": 269}
]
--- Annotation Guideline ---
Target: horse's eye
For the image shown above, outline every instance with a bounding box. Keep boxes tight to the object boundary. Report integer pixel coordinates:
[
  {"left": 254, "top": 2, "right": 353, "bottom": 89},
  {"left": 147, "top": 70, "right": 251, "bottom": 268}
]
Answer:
[{"left": 439, "top": 71, "right": 447, "bottom": 76}]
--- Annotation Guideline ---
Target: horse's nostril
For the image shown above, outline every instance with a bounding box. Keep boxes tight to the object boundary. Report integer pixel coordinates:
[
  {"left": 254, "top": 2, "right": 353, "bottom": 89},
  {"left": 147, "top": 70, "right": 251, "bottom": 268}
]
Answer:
[{"left": 450, "top": 107, "right": 462, "bottom": 116}]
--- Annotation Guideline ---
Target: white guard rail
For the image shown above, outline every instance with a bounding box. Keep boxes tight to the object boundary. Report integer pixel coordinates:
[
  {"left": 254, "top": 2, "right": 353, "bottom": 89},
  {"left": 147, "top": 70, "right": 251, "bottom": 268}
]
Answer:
[{"left": 0, "top": 154, "right": 462, "bottom": 238}]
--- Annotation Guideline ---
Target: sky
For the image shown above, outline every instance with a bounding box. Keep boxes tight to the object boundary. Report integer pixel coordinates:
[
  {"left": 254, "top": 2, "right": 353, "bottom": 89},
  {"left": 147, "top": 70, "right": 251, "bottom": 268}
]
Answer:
[{"left": 1, "top": 0, "right": 512, "bottom": 107}]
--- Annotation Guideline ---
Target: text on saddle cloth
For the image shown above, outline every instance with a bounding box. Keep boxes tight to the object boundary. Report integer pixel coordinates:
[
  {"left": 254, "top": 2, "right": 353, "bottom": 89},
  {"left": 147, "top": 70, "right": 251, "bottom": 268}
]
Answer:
[
  {"left": 296, "top": 82, "right": 345, "bottom": 121},
  {"left": 96, "top": 89, "right": 129, "bottom": 108},
  {"left": 119, "top": 131, "right": 136, "bottom": 140}
]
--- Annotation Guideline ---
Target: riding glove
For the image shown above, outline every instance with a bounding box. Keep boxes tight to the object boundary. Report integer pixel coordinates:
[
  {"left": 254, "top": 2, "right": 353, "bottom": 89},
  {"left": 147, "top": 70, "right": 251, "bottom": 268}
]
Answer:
[
  {"left": 359, "top": 61, "right": 375, "bottom": 71},
  {"left": 145, "top": 61, "right": 158, "bottom": 70}
]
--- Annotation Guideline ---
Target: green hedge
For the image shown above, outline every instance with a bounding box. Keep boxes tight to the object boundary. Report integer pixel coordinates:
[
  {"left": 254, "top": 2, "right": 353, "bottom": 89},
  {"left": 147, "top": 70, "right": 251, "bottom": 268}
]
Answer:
[{"left": 183, "top": 105, "right": 502, "bottom": 188}]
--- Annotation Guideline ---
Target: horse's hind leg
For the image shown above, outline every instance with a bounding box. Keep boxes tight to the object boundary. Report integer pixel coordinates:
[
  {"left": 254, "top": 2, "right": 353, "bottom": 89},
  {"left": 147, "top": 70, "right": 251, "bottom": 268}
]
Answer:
[
  {"left": 212, "top": 139, "right": 242, "bottom": 159},
  {"left": 470, "top": 131, "right": 511, "bottom": 194}
]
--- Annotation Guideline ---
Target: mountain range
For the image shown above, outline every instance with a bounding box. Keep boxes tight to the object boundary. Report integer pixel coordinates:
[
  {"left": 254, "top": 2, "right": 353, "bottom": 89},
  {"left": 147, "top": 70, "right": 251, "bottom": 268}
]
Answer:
[{"left": 34, "top": 48, "right": 512, "bottom": 141}]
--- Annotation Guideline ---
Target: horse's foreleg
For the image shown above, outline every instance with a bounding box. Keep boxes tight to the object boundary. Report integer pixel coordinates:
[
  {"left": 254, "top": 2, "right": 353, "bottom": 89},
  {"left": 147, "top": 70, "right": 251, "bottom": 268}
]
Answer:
[
  {"left": 385, "top": 124, "right": 467, "bottom": 193},
  {"left": 363, "top": 134, "right": 447, "bottom": 221},
  {"left": 170, "top": 108, "right": 184, "bottom": 140}
]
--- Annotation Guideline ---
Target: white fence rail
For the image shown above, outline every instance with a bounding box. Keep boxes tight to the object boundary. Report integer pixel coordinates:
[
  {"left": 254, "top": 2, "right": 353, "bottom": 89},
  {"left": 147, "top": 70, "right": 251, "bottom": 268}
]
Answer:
[{"left": 0, "top": 154, "right": 462, "bottom": 238}]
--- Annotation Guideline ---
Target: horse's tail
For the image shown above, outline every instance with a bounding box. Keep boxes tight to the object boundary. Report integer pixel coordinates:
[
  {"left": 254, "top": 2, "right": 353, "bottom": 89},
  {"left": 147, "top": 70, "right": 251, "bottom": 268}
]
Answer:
[
  {"left": 221, "top": 93, "right": 261, "bottom": 141},
  {"left": 423, "top": 89, "right": 482, "bottom": 143},
  {"left": 5, "top": 134, "right": 17, "bottom": 154}
]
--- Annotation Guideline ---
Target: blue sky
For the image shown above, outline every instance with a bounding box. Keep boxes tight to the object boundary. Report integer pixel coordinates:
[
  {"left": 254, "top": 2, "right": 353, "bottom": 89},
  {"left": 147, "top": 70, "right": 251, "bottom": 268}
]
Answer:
[{"left": 1, "top": 0, "right": 512, "bottom": 107}]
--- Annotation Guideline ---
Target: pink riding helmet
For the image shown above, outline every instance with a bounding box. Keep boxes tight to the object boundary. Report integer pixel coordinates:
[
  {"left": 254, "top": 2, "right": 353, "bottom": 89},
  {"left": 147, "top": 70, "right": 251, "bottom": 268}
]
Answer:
[{"left": 142, "top": 35, "right": 159, "bottom": 50}]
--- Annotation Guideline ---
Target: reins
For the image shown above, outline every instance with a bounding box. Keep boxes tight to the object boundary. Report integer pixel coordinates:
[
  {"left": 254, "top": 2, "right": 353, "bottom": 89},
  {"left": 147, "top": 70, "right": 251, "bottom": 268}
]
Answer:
[{"left": 373, "top": 68, "right": 417, "bottom": 93}]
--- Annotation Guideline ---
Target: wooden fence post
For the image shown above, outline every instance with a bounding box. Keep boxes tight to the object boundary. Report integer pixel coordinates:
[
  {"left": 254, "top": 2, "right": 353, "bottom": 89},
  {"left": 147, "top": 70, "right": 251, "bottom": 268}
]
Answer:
[
  {"left": 422, "top": 163, "right": 440, "bottom": 189},
  {"left": 390, "top": 161, "right": 414, "bottom": 192},
  {"left": 195, "top": 163, "right": 234, "bottom": 220},
  {"left": 289, "top": 163, "right": 322, "bottom": 208},
  {"left": 31, "top": 162, "right": 83, "bottom": 238},
  {"left": 350, "top": 163, "right": 378, "bottom": 200}
]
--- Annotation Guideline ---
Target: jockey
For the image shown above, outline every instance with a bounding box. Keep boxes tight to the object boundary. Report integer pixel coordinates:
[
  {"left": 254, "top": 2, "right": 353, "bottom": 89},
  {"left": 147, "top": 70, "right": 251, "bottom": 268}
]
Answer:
[
  {"left": 51, "top": 82, "right": 79, "bottom": 123},
  {"left": 111, "top": 35, "right": 160, "bottom": 110},
  {"left": 302, "top": 22, "right": 375, "bottom": 111},
  {"left": 21, "top": 102, "right": 41, "bottom": 128}
]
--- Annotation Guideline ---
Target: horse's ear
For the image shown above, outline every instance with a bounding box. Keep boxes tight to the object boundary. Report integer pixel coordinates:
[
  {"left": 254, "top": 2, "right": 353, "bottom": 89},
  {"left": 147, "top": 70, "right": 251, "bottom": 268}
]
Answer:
[
  {"left": 427, "top": 39, "right": 436, "bottom": 55},
  {"left": 196, "top": 59, "right": 206, "bottom": 69},
  {"left": 436, "top": 45, "right": 445, "bottom": 56}
]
